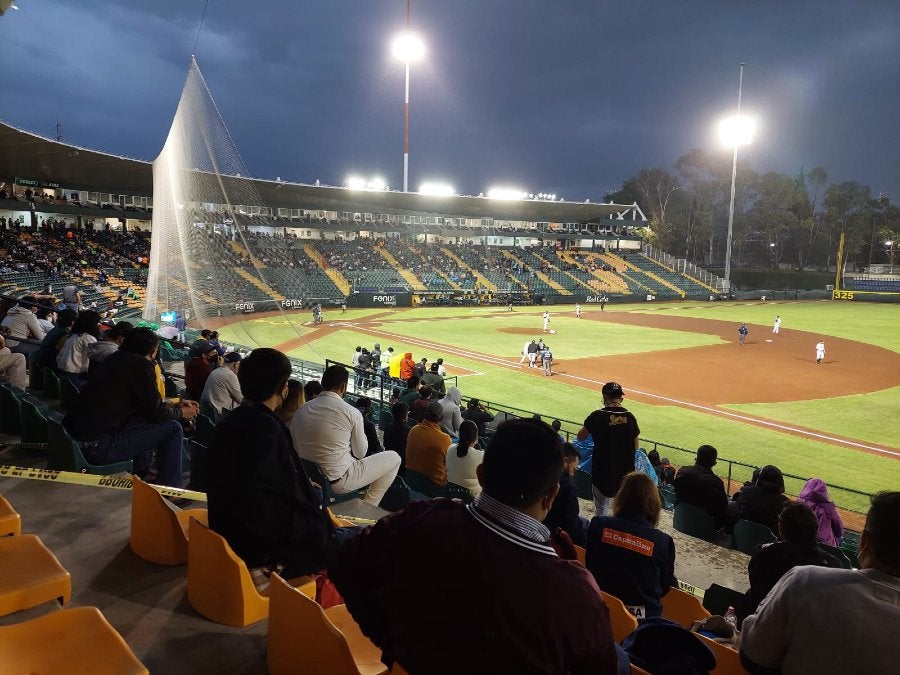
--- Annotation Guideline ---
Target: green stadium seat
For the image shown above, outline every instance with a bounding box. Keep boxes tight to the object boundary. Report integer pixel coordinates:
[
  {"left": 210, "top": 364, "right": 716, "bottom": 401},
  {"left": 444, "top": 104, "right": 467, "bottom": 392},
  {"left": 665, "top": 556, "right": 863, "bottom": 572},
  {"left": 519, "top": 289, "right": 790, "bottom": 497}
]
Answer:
[
  {"left": 573, "top": 469, "right": 593, "bottom": 500},
  {"left": 673, "top": 502, "right": 717, "bottom": 541},
  {"left": 28, "top": 363, "right": 44, "bottom": 391},
  {"left": 817, "top": 543, "right": 853, "bottom": 569},
  {"left": 731, "top": 519, "right": 777, "bottom": 555},
  {"left": 46, "top": 417, "right": 133, "bottom": 475},
  {"left": 402, "top": 469, "right": 441, "bottom": 499},
  {"left": 659, "top": 484, "right": 677, "bottom": 511},
  {"left": 43, "top": 369, "right": 61, "bottom": 400},
  {"left": 60, "top": 377, "right": 80, "bottom": 412},
  {"left": 702, "top": 583, "right": 745, "bottom": 618},
  {"left": 378, "top": 475, "right": 412, "bottom": 512},
  {"left": 18, "top": 397, "right": 48, "bottom": 448},
  {"left": 0, "top": 384, "right": 23, "bottom": 435},
  {"left": 299, "top": 458, "right": 363, "bottom": 506}
]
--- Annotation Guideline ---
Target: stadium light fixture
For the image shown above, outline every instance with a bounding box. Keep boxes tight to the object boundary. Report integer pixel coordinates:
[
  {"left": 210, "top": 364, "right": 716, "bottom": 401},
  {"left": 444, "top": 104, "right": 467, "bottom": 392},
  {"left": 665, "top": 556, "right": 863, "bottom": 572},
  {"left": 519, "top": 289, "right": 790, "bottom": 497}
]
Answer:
[
  {"left": 487, "top": 187, "right": 528, "bottom": 201},
  {"left": 392, "top": 0, "right": 426, "bottom": 194},
  {"left": 345, "top": 176, "right": 368, "bottom": 190},
  {"left": 367, "top": 176, "right": 387, "bottom": 191},
  {"left": 392, "top": 32, "right": 425, "bottom": 62},
  {"left": 419, "top": 182, "right": 455, "bottom": 196},
  {"left": 719, "top": 63, "right": 753, "bottom": 296}
]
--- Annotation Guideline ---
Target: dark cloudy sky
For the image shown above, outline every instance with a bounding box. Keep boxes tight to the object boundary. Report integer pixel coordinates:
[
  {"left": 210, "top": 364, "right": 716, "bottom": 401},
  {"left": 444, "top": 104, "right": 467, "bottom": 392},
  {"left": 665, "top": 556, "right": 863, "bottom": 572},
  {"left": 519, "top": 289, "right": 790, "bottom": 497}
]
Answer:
[{"left": 2, "top": 0, "right": 899, "bottom": 200}]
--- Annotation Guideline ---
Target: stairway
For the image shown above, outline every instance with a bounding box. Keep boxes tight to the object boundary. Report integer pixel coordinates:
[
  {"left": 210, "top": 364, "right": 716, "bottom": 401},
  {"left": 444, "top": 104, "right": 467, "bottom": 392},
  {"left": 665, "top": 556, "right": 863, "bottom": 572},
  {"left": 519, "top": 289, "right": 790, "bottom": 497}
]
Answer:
[
  {"left": 602, "top": 253, "right": 684, "bottom": 298},
  {"left": 554, "top": 252, "right": 600, "bottom": 293},
  {"left": 303, "top": 244, "right": 350, "bottom": 295},
  {"left": 440, "top": 248, "right": 497, "bottom": 291},
  {"left": 377, "top": 247, "right": 426, "bottom": 292},
  {"left": 234, "top": 267, "right": 284, "bottom": 301},
  {"left": 227, "top": 240, "right": 266, "bottom": 268},
  {"left": 501, "top": 250, "right": 571, "bottom": 295}
]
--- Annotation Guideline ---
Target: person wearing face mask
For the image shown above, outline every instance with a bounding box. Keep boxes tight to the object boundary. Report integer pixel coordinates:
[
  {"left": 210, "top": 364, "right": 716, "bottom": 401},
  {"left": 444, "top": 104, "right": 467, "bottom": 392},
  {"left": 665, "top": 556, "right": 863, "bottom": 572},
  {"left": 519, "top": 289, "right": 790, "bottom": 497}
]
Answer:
[
  {"left": 185, "top": 343, "right": 223, "bottom": 401},
  {"left": 207, "top": 348, "right": 355, "bottom": 578}
]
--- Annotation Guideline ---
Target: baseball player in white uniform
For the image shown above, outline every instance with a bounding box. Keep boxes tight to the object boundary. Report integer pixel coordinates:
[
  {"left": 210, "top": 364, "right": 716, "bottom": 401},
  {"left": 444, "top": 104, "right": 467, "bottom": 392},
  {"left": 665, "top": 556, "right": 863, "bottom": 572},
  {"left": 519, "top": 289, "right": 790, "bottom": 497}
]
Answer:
[
  {"left": 542, "top": 311, "right": 550, "bottom": 332},
  {"left": 773, "top": 315, "right": 781, "bottom": 334},
  {"left": 575, "top": 303, "right": 581, "bottom": 318},
  {"left": 520, "top": 340, "right": 531, "bottom": 366},
  {"left": 816, "top": 340, "right": 826, "bottom": 364}
]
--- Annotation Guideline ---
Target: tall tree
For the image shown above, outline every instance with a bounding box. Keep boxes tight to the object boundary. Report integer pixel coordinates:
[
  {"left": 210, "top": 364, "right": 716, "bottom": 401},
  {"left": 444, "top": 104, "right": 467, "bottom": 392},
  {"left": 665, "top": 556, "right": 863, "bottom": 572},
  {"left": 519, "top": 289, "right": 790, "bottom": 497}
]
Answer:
[
  {"left": 614, "top": 168, "right": 680, "bottom": 251},
  {"left": 674, "top": 149, "right": 732, "bottom": 264}
]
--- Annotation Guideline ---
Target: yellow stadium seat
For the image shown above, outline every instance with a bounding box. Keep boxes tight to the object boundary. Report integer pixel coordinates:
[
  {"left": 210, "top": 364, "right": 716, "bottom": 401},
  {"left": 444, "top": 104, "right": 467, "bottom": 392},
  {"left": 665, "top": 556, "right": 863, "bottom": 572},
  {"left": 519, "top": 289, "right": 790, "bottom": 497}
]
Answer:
[
  {"left": 574, "top": 544, "right": 586, "bottom": 565},
  {"left": 631, "top": 665, "right": 652, "bottom": 675},
  {"left": 187, "top": 518, "right": 315, "bottom": 627},
  {"left": 129, "top": 475, "right": 208, "bottom": 565},
  {"left": 0, "top": 494, "right": 21, "bottom": 537},
  {"left": 661, "top": 586, "right": 712, "bottom": 628},
  {"left": 0, "top": 533, "right": 71, "bottom": 617},
  {"left": 0, "top": 606, "right": 148, "bottom": 674},
  {"left": 599, "top": 590, "right": 638, "bottom": 643},
  {"left": 267, "top": 572, "right": 388, "bottom": 675},
  {"left": 696, "top": 633, "right": 749, "bottom": 675}
]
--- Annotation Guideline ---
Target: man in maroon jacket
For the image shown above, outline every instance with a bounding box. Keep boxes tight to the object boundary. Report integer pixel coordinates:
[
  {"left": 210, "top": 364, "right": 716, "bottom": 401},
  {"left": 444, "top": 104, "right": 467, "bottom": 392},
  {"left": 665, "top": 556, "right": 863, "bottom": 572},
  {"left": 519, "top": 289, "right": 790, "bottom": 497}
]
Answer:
[{"left": 328, "top": 418, "right": 620, "bottom": 675}]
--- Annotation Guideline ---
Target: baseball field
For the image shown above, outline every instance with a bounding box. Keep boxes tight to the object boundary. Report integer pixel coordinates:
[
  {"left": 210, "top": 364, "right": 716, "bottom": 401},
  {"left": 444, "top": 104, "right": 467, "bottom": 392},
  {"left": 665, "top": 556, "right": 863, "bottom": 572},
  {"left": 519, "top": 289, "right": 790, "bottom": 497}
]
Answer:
[{"left": 214, "top": 300, "right": 900, "bottom": 514}]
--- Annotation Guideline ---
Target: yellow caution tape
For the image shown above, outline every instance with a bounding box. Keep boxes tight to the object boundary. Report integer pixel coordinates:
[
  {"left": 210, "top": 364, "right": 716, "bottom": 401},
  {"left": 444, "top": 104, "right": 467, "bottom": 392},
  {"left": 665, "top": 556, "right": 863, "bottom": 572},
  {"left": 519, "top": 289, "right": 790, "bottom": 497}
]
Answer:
[
  {"left": 0, "top": 464, "right": 207, "bottom": 501},
  {"left": 676, "top": 579, "right": 705, "bottom": 598}
]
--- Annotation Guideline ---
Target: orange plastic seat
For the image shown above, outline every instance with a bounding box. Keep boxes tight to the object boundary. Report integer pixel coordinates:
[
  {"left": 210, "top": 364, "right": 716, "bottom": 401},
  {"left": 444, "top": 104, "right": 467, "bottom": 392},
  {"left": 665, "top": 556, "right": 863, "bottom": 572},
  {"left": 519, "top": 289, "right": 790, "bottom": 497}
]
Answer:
[
  {"left": 696, "top": 633, "right": 749, "bottom": 675},
  {"left": 267, "top": 573, "right": 388, "bottom": 675},
  {"left": 187, "top": 518, "right": 315, "bottom": 627},
  {"left": 0, "top": 494, "right": 21, "bottom": 537},
  {"left": 599, "top": 590, "right": 638, "bottom": 643},
  {"left": 631, "top": 665, "right": 652, "bottom": 675},
  {"left": 129, "top": 476, "right": 208, "bottom": 565},
  {"left": 574, "top": 544, "right": 586, "bottom": 565},
  {"left": 0, "top": 533, "right": 71, "bottom": 617},
  {"left": 0, "top": 606, "right": 148, "bottom": 675},
  {"left": 661, "top": 586, "right": 712, "bottom": 628}
]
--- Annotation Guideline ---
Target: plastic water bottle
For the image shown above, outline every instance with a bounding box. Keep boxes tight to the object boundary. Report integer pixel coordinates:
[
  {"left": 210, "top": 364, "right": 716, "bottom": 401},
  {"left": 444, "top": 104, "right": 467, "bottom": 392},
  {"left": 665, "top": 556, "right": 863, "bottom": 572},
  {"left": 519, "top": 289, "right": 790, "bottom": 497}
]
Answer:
[{"left": 724, "top": 606, "right": 738, "bottom": 631}]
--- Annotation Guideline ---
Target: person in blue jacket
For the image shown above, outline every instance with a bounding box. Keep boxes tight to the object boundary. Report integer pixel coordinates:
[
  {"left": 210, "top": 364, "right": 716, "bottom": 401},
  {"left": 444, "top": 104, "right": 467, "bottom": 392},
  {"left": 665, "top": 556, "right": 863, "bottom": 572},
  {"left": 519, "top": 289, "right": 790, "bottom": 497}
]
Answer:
[{"left": 586, "top": 471, "right": 676, "bottom": 620}]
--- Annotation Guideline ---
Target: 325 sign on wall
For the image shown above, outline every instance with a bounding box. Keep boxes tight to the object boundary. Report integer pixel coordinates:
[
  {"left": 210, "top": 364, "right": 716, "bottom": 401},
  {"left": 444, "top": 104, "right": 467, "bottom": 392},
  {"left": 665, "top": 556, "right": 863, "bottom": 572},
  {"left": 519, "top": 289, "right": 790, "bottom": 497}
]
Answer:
[{"left": 832, "top": 290, "right": 854, "bottom": 301}]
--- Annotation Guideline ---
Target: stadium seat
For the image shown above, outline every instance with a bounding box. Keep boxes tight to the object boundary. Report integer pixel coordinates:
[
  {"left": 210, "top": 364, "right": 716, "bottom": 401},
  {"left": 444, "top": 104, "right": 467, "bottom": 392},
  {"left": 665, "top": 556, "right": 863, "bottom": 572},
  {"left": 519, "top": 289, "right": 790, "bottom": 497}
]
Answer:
[
  {"left": 661, "top": 587, "right": 711, "bottom": 628},
  {"left": 186, "top": 518, "right": 315, "bottom": 627},
  {"left": 130, "top": 476, "right": 208, "bottom": 566},
  {"left": 0, "top": 606, "right": 148, "bottom": 675},
  {"left": 0, "top": 383, "right": 22, "bottom": 435},
  {"left": 659, "top": 484, "right": 676, "bottom": 510},
  {"left": 574, "top": 544, "right": 586, "bottom": 565},
  {"left": 46, "top": 417, "right": 134, "bottom": 475},
  {"left": 43, "top": 368, "right": 62, "bottom": 399},
  {"left": 18, "top": 396, "right": 49, "bottom": 448},
  {"left": 195, "top": 413, "right": 215, "bottom": 446},
  {"left": 28, "top": 362, "right": 43, "bottom": 391},
  {"left": 673, "top": 503, "right": 717, "bottom": 541},
  {"left": 377, "top": 409, "right": 393, "bottom": 432},
  {"left": 60, "top": 376, "right": 81, "bottom": 411},
  {"left": 402, "top": 469, "right": 441, "bottom": 499},
  {"left": 599, "top": 590, "right": 638, "bottom": 642},
  {"left": 378, "top": 475, "right": 412, "bottom": 512},
  {"left": 301, "top": 458, "right": 365, "bottom": 506},
  {"left": 198, "top": 399, "right": 218, "bottom": 422},
  {"left": 0, "top": 494, "right": 21, "bottom": 537},
  {"left": 0, "top": 533, "right": 71, "bottom": 617},
  {"left": 444, "top": 481, "right": 474, "bottom": 504},
  {"left": 695, "top": 633, "right": 748, "bottom": 675},
  {"left": 731, "top": 520, "right": 777, "bottom": 555},
  {"left": 817, "top": 543, "right": 853, "bottom": 569},
  {"left": 702, "top": 583, "right": 745, "bottom": 618},
  {"left": 266, "top": 572, "right": 388, "bottom": 675},
  {"left": 574, "top": 469, "right": 594, "bottom": 500},
  {"left": 631, "top": 665, "right": 652, "bottom": 675}
]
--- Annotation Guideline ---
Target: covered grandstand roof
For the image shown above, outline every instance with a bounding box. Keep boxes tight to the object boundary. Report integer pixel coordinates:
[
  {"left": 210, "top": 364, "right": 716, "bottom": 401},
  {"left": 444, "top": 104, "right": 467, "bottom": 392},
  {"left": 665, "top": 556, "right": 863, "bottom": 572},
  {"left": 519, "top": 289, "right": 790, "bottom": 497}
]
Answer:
[{"left": 0, "top": 120, "right": 638, "bottom": 224}]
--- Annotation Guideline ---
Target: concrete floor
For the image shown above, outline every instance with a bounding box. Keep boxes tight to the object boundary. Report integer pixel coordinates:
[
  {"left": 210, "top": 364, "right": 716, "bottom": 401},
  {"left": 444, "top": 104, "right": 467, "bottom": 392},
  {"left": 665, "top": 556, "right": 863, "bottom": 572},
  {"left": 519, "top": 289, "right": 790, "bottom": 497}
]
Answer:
[{"left": 1, "top": 429, "right": 750, "bottom": 674}]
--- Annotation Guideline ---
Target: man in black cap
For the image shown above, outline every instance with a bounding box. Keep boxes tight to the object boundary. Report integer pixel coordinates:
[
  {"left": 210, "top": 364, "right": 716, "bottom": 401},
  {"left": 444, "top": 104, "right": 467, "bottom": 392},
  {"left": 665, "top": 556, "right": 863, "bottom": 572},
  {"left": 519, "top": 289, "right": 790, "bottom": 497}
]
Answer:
[
  {"left": 674, "top": 444, "right": 732, "bottom": 530},
  {"left": 577, "top": 382, "right": 640, "bottom": 516}
]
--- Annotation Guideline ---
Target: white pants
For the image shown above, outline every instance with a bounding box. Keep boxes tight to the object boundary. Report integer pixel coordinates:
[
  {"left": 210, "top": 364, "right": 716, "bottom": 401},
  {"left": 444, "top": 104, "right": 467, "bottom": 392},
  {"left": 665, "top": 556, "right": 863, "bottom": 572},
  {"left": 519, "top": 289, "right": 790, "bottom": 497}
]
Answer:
[
  {"left": 773, "top": 325, "right": 780, "bottom": 334},
  {"left": 529, "top": 353, "right": 537, "bottom": 367},
  {"left": 592, "top": 485, "right": 612, "bottom": 517},
  {"left": 543, "top": 320, "right": 549, "bottom": 331},
  {"left": 333, "top": 451, "right": 401, "bottom": 507},
  {"left": 0, "top": 348, "right": 27, "bottom": 389}
]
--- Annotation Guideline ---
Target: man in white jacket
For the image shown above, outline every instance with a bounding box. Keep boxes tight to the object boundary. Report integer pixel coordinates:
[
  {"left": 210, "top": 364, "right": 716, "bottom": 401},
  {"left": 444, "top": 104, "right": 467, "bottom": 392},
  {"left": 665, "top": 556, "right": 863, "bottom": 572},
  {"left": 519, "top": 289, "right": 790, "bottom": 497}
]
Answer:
[
  {"left": 0, "top": 297, "right": 45, "bottom": 357},
  {"left": 200, "top": 352, "right": 244, "bottom": 422},
  {"left": 0, "top": 334, "right": 27, "bottom": 389}
]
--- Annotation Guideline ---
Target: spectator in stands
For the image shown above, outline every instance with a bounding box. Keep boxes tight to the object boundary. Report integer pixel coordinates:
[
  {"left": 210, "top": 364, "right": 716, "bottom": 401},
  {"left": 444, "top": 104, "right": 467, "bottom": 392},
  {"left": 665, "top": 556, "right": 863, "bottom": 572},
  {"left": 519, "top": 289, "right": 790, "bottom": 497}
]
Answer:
[
  {"left": 185, "top": 342, "right": 222, "bottom": 401},
  {"left": 634, "top": 448, "right": 659, "bottom": 485},
  {"left": 275, "top": 379, "right": 304, "bottom": 425},
  {"left": 87, "top": 321, "right": 133, "bottom": 373},
  {"left": 544, "top": 442, "right": 586, "bottom": 547},
  {"left": 61, "top": 283, "right": 82, "bottom": 311},
  {"left": 421, "top": 361, "right": 446, "bottom": 396},
  {"left": 406, "top": 401, "right": 452, "bottom": 489},
  {"left": 674, "top": 445, "right": 733, "bottom": 530},
  {"left": 207, "top": 348, "right": 342, "bottom": 579},
  {"left": 399, "top": 351, "right": 415, "bottom": 382},
  {"left": 551, "top": 418, "right": 566, "bottom": 443},
  {"left": 383, "top": 401, "right": 411, "bottom": 473},
  {"left": 462, "top": 397, "right": 494, "bottom": 439},
  {"left": 734, "top": 464, "right": 791, "bottom": 534},
  {"left": 1, "top": 296, "right": 45, "bottom": 357},
  {"left": 578, "top": 382, "right": 640, "bottom": 517},
  {"left": 385, "top": 347, "right": 399, "bottom": 381},
  {"left": 189, "top": 329, "right": 213, "bottom": 357},
  {"left": 411, "top": 384, "right": 432, "bottom": 422},
  {"left": 292, "top": 365, "right": 400, "bottom": 507},
  {"left": 656, "top": 456, "right": 676, "bottom": 486},
  {"left": 328, "top": 418, "right": 620, "bottom": 675},
  {"left": 32, "top": 307, "right": 76, "bottom": 371},
  {"left": 446, "top": 420, "right": 483, "bottom": 498},
  {"left": 435, "top": 357, "right": 446, "bottom": 377},
  {"left": 62, "top": 328, "right": 196, "bottom": 488},
  {"left": 0, "top": 334, "right": 27, "bottom": 389},
  {"left": 741, "top": 491, "right": 900, "bottom": 674},
  {"left": 200, "top": 352, "right": 243, "bottom": 422},
  {"left": 207, "top": 331, "right": 225, "bottom": 357},
  {"left": 35, "top": 307, "right": 56, "bottom": 334},
  {"left": 303, "top": 379, "right": 322, "bottom": 401},
  {"left": 174, "top": 313, "right": 187, "bottom": 343},
  {"left": 414, "top": 357, "right": 428, "bottom": 379},
  {"left": 738, "top": 503, "right": 844, "bottom": 624},
  {"left": 398, "top": 375, "right": 421, "bottom": 405},
  {"left": 797, "top": 478, "right": 844, "bottom": 547},
  {"left": 354, "top": 396, "right": 384, "bottom": 456},
  {"left": 586, "top": 471, "right": 676, "bottom": 620},
  {"left": 56, "top": 310, "right": 102, "bottom": 385},
  {"left": 440, "top": 386, "right": 463, "bottom": 436}
]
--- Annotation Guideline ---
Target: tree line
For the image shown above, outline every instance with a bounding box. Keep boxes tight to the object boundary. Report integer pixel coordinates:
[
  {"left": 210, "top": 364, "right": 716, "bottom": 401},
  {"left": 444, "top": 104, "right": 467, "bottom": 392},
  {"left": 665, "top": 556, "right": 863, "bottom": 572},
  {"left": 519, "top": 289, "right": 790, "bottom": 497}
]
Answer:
[{"left": 607, "top": 149, "right": 899, "bottom": 272}]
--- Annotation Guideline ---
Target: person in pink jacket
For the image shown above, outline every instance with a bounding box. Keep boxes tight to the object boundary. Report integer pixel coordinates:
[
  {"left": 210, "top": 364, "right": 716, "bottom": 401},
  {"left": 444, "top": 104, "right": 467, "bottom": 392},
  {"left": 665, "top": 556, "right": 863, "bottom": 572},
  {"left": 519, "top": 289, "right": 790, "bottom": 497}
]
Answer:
[{"left": 797, "top": 478, "right": 844, "bottom": 547}]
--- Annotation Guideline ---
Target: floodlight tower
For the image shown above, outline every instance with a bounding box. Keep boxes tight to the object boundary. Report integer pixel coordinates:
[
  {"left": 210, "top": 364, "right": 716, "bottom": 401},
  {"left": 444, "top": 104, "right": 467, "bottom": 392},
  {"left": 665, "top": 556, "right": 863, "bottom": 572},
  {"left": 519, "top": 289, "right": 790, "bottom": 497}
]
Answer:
[
  {"left": 392, "top": 0, "right": 425, "bottom": 192},
  {"left": 719, "top": 63, "right": 755, "bottom": 296}
]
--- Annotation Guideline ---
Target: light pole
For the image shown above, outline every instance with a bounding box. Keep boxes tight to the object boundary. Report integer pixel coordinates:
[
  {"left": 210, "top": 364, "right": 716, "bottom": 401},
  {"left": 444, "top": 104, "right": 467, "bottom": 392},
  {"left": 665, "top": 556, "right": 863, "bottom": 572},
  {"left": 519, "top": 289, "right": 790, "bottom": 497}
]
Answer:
[
  {"left": 886, "top": 240, "right": 895, "bottom": 274},
  {"left": 719, "top": 63, "right": 755, "bottom": 296},
  {"left": 392, "top": 1, "right": 424, "bottom": 192}
]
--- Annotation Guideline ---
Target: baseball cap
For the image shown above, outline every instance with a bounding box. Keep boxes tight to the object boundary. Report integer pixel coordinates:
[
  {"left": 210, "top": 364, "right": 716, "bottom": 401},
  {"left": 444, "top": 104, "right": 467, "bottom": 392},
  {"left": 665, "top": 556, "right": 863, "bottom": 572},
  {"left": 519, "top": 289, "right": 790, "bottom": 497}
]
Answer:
[
  {"left": 602, "top": 382, "right": 624, "bottom": 398},
  {"left": 223, "top": 352, "right": 242, "bottom": 364}
]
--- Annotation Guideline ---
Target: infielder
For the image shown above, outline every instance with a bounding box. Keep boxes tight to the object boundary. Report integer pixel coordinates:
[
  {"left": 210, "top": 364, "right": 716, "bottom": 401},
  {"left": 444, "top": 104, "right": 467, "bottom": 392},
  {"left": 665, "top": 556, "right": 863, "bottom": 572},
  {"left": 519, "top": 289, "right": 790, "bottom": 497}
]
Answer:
[
  {"left": 575, "top": 303, "right": 582, "bottom": 318},
  {"left": 738, "top": 323, "right": 749, "bottom": 345},
  {"left": 773, "top": 315, "right": 781, "bottom": 334},
  {"left": 519, "top": 340, "right": 531, "bottom": 366},
  {"left": 816, "top": 340, "right": 826, "bottom": 364},
  {"left": 542, "top": 311, "right": 550, "bottom": 332}
]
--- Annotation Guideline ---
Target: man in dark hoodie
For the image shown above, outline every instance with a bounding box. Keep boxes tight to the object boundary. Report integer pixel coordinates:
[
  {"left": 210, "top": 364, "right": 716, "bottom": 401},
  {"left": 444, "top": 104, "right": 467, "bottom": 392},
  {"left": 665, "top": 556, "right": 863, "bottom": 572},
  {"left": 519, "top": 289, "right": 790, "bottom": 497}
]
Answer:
[
  {"left": 33, "top": 307, "right": 77, "bottom": 370},
  {"left": 734, "top": 464, "right": 792, "bottom": 534}
]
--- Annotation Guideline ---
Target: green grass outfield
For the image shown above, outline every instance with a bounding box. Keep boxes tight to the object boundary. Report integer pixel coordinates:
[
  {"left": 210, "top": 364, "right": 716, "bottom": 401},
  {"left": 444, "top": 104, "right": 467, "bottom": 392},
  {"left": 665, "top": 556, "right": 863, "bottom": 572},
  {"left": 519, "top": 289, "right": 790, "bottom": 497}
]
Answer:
[{"left": 218, "top": 300, "right": 900, "bottom": 512}]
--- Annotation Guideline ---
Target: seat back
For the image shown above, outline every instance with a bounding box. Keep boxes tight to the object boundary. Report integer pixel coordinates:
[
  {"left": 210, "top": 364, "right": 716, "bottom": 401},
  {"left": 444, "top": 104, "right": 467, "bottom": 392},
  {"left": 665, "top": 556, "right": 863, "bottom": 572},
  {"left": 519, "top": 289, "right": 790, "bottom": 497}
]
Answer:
[
  {"left": 300, "top": 458, "right": 362, "bottom": 505},
  {"left": 378, "top": 409, "right": 393, "bottom": 432},
  {"left": 130, "top": 476, "right": 203, "bottom": 565},
  {"left": 19, "top": 397, "right": 48, "bottom": 445},
  {"left": 816, "top": 543, "right": 853, "bottom": 569},
  {"left": 659, "top": 483, "right": 677, "bottom": 511},
  {"left": 194, "top": 413, "right": 215, "bottom": 446},
  {"left": 599, "top": 590, "right": 638, "bottom": 642},
  {"left": 59, "top": 377, "right": 80, "bottom": 412},
  {"left": 0, "top": 495, "right": 21, "bottom": 537},
  {"left": 267, "top": 573, "right": 361, "bottom": 675},
  {"left": 0, "top": 384, "right": 22, "bottom": 435},
  {"left": 732, "top": 519, "right": 777, "bottom": 555},
  {"left": 46, "top": 417, "right": 133, "bottom": 475},
  {"left": 702, "top": 583, "right": 745, "bottom": 617},
  {"left": 28, "top": 362, "right": 44, "bottom": 391},
  {"left": 43, "top": 368, "right": 61, "bottom": 399},
  {"left": 661, "top": 587, "right": 711, "bottom": 628},
  {"left": 403, "top": 468, "right": 440, "bottom": 498},
  {"left": 187, "top": 517, "right": 268, "bottom": 626},
  {"left": 696, "top": 633, "right": 748, "bottom": 675},
  {"left": 574, "top": 544, "right": 586, "bottom": 565},
  {"left": 673, "top": 503, "right": 717, "bottom": 541},
  {"left": 378, "top": 475, "right": 412, "bottom": 512},
  {"left": 444, "top": 481, "right": 474, "bottom": 504},
  {"left": 573, "top": 469, "right": 594, "bottom": 500}
]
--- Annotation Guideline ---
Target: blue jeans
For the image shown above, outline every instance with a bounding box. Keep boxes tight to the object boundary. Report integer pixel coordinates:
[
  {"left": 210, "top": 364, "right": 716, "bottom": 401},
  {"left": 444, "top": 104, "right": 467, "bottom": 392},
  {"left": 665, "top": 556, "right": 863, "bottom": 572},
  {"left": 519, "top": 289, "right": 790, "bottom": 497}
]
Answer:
[{"left": 88, "top": 418, "right": 184, "bottom": 487}]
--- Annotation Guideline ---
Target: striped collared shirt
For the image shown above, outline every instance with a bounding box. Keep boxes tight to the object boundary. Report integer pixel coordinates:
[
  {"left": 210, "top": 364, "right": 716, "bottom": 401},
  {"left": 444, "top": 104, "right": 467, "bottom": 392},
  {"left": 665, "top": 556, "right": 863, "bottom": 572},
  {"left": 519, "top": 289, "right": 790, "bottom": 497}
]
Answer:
[{"left": 467, "top": 493, "right": 557, "bottom": 557}]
